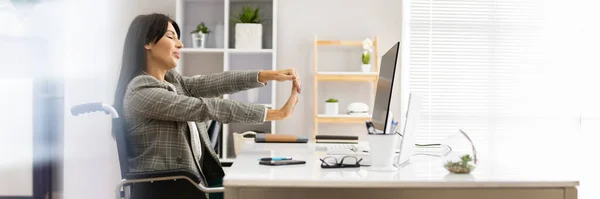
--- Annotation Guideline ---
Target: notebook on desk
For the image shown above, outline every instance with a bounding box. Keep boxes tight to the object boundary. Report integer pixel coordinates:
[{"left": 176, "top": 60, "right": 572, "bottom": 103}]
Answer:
[{"left": 254, "top": 134, "right": 309, "bottom": 143}]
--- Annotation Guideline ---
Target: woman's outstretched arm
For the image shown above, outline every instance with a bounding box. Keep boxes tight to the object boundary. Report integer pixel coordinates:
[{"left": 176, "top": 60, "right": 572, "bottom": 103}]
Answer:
[
  {"left": 125, "top": 75, "right": 298, "bottom": 123},
  {"left": 171, "top": 68, "right": 302, "bottom": 98},
  {"left": 172, "top": 69, "right": 265, "bottom": 98}
]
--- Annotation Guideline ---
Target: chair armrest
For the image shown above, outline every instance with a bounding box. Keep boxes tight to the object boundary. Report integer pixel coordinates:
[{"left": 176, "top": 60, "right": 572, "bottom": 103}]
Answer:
[{"left": 125, "top": 169, "right": 201, "bottom": 183}]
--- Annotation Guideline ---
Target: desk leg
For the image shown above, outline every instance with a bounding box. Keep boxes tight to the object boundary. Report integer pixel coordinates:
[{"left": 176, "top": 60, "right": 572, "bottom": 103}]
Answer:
[{"left": 564, "top": 187, "right": 577, "bottom": 199}]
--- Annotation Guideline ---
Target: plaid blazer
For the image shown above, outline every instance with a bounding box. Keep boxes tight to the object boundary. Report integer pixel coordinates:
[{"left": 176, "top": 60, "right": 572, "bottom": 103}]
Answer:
[{"left": 123, "top": 69, "right": 267, "bottom": 186}]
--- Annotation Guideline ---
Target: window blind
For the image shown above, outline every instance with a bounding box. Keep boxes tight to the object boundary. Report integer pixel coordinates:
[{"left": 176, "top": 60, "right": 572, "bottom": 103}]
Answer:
[{"left": 404, "top": 0, "right": 587, "bottom": 161}]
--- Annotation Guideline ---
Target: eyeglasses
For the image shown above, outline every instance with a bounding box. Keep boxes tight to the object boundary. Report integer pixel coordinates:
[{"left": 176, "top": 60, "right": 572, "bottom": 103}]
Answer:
[{"left": 319, "top": 156, "right": 363, "bottom": 168}]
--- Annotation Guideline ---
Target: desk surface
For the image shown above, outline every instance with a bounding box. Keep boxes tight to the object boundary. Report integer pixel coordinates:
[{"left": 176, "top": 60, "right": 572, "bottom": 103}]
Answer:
[{"left": 223, "top": 142, "right": 579, "bottom": 188}]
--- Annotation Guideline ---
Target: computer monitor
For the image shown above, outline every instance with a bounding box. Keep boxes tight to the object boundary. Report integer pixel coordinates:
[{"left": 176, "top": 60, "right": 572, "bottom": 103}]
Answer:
[{"left": 371, "top": 42, "right": 400, "bottom": 134}]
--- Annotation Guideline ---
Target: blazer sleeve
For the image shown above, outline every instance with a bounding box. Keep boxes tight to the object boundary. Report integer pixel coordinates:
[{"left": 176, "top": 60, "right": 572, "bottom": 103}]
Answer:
[
  {"left": 171, "top": 70, "right": 267, "bottom": 98},
  {"left": 125, "top": 75, "right": 266, "bottom": 124}
]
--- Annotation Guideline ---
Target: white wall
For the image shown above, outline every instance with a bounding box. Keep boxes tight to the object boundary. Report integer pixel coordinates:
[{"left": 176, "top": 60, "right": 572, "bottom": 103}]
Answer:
[{"left": 275, "top": 0, "right": 403, "bottom": 138}]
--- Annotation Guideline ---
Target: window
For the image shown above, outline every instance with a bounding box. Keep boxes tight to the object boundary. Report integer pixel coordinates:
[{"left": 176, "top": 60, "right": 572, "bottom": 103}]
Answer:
[{"left": 404, "top": 0, "right": 599, "bottom": 198}]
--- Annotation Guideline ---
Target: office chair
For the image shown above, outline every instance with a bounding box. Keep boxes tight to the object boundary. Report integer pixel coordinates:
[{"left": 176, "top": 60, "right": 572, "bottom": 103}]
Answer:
[
  {"left": 207, "top": 120, "right": 222, "bottom": 155},
  {"left": 70, "top": 102, "right": 224, "bottom": 199}
]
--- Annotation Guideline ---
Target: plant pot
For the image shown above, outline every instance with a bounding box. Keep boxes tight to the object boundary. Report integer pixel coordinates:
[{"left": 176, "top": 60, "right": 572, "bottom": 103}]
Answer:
[
  {"left": 235, "top": 23, "right": 262, "bottom": 49},
  {"left": 361, "top": 64, "right": 372, "bottom": 72},
  {"left": 325, "top": 102, "right": 339, "bottom": 115},
  {"left": 233, "top": 131, "right": 256, "bottom": 156},
  {"left": 191, "top": 32, "right": 208, "bottom": 48}
]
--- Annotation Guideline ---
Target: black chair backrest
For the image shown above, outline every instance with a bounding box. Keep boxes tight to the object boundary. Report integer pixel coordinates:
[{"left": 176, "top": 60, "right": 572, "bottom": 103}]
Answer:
[
  {"left": 112, "top": 117, "right": 130, "bottom": 179},
  {"left": 207, "top": 120, "right": 222, "bottom": 150}
]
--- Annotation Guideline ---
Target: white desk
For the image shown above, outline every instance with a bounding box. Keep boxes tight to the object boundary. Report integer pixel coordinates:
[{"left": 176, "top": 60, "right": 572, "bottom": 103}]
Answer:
[{"left": 223, "top": 142, "right": 579, "bottom": 199}]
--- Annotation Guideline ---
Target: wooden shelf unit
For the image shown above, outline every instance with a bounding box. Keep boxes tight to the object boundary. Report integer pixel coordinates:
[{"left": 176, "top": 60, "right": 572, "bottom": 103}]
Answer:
[
  {"left": 312, "top": 35, "right": 379, "bottom": 138},
  {"left": 316, "top": 40, "right": 363, "bottom": 46},
  {"left": 316, "top": 114, "right": 372, "bottom": 124},
  {"left": 315, "top": 72, "right": 378, "bottom": 82}
]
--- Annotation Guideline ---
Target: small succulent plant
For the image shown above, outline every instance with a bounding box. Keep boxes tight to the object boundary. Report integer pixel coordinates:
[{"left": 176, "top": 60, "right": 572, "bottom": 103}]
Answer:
[
  {"left": 445, "top": 154, "right": 475, "bottom": 174},
  {"left": 362, "top": 51, "right": 371, "bottom": 64},
  {"left": 232, "top": 5, "right": 262, "bottom": 24},
  {"left": 326, "top": 98, "right": 339, "bottom": 103},
  {"left": 192, "top": 22, "right": 210, "bottom": 34}
]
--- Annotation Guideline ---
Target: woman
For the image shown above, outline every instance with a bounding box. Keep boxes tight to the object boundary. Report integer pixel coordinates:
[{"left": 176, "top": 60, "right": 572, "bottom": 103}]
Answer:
[{"left": 113, "top": 13, "right": 301, "bottom": 199}]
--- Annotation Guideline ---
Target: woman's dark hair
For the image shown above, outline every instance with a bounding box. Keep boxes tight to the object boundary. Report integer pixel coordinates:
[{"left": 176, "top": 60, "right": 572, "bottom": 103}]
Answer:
[{"left": 112, "top": 13, "right": 180, "bottom": 135}]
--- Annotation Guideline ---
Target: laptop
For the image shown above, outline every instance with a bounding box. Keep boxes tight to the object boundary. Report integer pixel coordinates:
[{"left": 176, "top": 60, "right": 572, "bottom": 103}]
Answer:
[{"left": 394, "top": 93, "right": 423, "bottom": 167}]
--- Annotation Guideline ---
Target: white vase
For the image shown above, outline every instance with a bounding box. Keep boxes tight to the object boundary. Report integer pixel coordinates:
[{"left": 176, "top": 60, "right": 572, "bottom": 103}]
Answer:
[
  {"left": 191, "top": 32, "right": 207, "bottom": 48},
  {"left": 247, "top": 88, "right": 259, "bottom": 103},
  {"left": 361, "top": 64, "right": 372, "bottom": 72},
  {"left": 325, "top": 102, "right": 339, "bottom": 115},
  {"left": 235, "top": 23, "right": 262, "bottom": 49}
]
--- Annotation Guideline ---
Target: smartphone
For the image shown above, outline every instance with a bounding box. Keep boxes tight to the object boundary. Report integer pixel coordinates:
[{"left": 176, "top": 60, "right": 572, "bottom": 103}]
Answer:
[{"left": 259, "top": 160, "right": 306, "bottom": 166}]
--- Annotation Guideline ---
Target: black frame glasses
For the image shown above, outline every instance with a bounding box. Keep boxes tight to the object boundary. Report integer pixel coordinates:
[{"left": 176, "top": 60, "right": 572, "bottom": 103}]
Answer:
[{"left": 319, "top": 156, "right": 363, "bottom": 168}]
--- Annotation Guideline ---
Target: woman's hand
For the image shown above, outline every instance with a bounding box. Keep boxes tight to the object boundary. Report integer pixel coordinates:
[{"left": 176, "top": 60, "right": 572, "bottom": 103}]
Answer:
[
  {"left": 265, "top": 84, "right": 299, "bottom": 121},
  {"left": 258, "top": 69, "right": 302, "bottom": 93}
]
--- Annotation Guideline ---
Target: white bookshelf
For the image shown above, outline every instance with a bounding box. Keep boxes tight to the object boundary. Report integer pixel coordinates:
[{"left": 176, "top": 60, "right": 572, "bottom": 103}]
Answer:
[{"left": 175, "top": 0, "right": 278, "bottom": 161}]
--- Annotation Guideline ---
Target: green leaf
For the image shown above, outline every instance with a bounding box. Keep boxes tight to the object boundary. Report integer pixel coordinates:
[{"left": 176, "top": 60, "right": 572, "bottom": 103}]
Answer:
[
  {"left": 191, "top": 22, "right": 210, "bottom": 34},
  {"left": 232, "top": 5, "right": 262, "bottom": 24},
  {"left": 326, "top": 98, "right": 339, "bottom": 103},
  {"left": 460, "top": 154, "right": 473, "bottom": 163},
  {"left": 362, "top": 52, "right": 370, "bottom": 64}
]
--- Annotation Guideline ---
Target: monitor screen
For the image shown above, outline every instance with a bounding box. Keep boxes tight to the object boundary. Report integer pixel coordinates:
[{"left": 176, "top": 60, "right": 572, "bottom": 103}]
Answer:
[{"left": 371, "top": 42, "right": 400, "bottom": 133}]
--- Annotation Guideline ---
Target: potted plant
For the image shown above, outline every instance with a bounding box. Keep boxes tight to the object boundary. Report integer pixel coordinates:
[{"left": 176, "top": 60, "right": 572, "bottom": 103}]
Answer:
[
  {"left": 361, "top": 38, "right": 373, "bottom": 72},
  {"left": 444, "top": 154, "right": 476, "bottom": 174},
  {"left": 232, "top": 5, "right": 262, "bottom": 49},
  {"left": 191, "top": 22, "right": 210, "bottom": 48},
  {"left": 325, "top": 98, "right": 339, "bottom": 115}
]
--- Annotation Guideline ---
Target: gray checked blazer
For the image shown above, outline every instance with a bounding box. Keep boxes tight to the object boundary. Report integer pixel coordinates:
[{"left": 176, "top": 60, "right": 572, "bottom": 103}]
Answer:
[{"left": 122, "top": 69, "right": 267, "bottom": 187}]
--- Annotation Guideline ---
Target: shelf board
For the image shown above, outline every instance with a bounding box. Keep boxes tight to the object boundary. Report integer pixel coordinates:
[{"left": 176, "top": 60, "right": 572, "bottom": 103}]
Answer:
[
  {"left": 228, "top": 49, "right": 273, "bottom": 53},
  {"left": 181, "top": 48, "right": 273, "bottom": 54},
  {"left": 316, "top": 40, "right": 363, "bottom": 46},
  {"left": 181, "top": 48, "right": 225, "bottom": 53},
  {"left": 316, "top": 72, "right": 378, "bottom": 82},
  {"left": 316, "top": 114, "right": 371, "bottom": 124}
]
